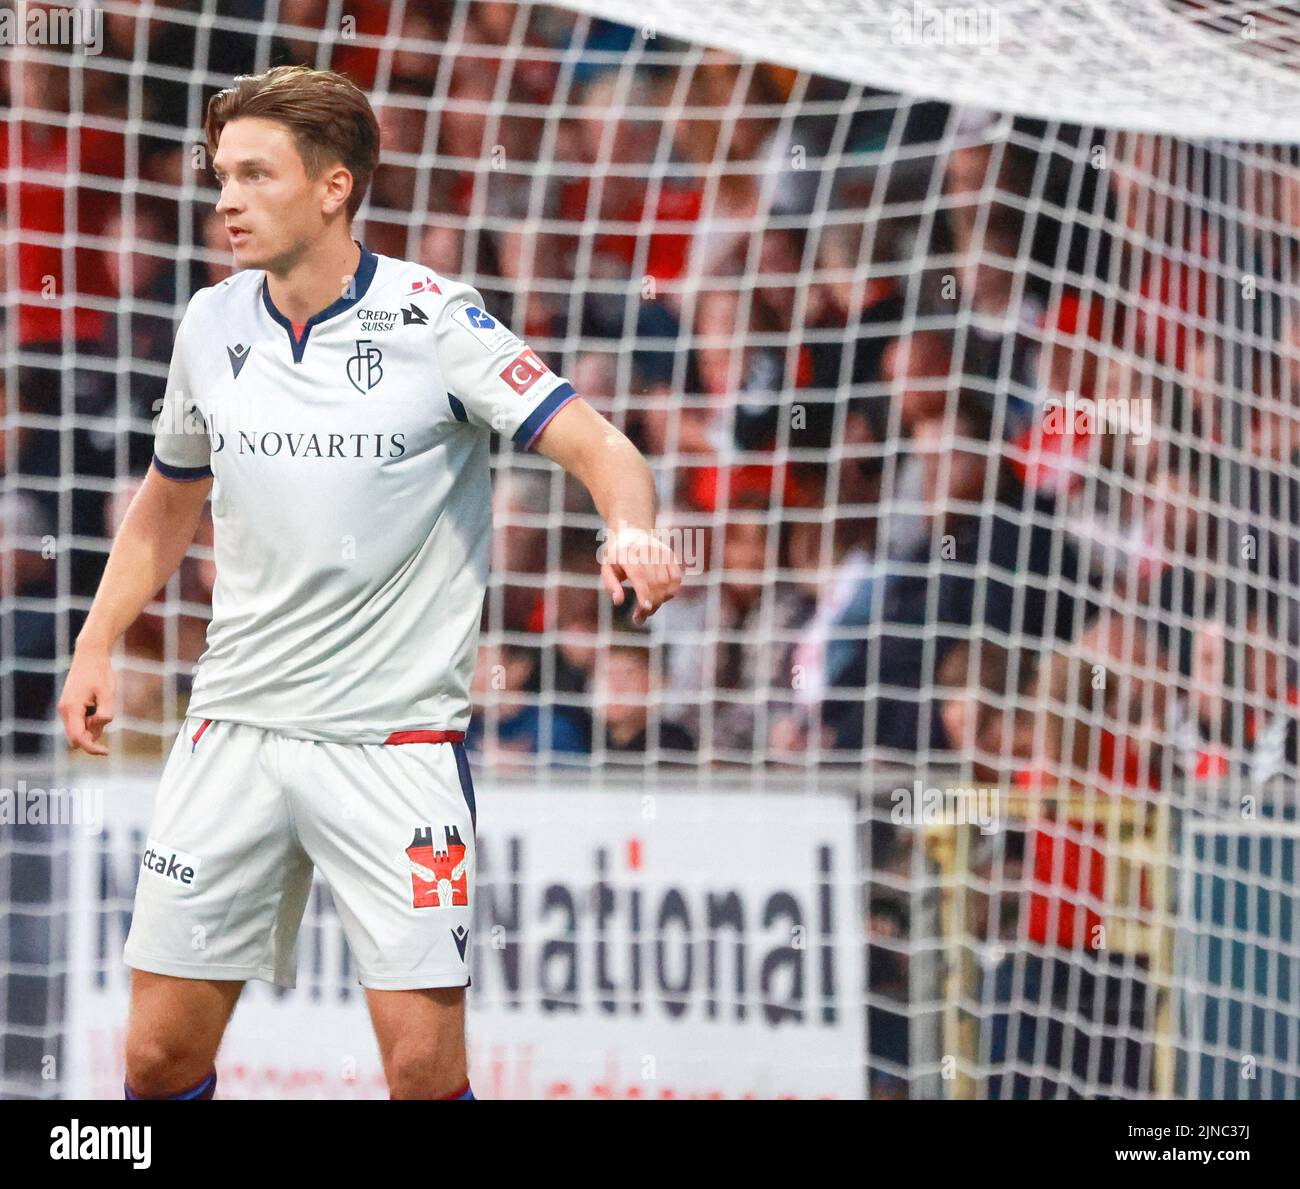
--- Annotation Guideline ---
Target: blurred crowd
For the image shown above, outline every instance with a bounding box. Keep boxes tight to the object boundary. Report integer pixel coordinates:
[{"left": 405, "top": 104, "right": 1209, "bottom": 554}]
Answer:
[{"left": 1, "top": 0, "right": 1297, "bottom": 811}]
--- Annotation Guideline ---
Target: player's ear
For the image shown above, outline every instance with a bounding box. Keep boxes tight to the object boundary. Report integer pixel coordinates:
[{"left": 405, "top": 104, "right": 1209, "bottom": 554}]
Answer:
[{"left": 322, "top": 164, "right": 354, "bottom": 217}]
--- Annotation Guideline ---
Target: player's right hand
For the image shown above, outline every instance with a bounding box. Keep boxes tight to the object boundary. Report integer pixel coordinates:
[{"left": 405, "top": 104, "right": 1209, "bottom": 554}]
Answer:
[{"left": 58, "top": 648, "right": 116, "bottom": 756}]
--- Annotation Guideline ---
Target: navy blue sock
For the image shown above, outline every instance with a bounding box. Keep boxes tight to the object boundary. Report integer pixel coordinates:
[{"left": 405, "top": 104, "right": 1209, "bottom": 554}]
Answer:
[{"left": 125, "top": 1069, "right": 217, "bottom": 1100}]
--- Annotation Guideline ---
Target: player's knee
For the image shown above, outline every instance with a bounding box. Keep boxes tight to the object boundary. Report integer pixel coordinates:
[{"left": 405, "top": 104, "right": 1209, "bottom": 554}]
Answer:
[
  {"left": 385, "top": 1043, "right": 466, "bottom": 1099},
  {"left": 124, "top": 1035, "right": 214, "bottom": 1098}
]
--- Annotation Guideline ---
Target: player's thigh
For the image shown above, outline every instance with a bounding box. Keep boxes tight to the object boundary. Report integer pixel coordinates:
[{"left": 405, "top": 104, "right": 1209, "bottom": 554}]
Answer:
[
  {"left": 124, "top": 717, "right": 312, "bottom": 986},
  {"left": 365, "top": 985, "right": 467, "bottom": 1090},
  {"left": 126, "top": 969, "right": 244, "bottom": 1058},
  {"left": 290, "top": 739, "right": 476, "bottom": 991},
  {"left": 124, "top": 970, "right": 244, "bottom": 1092}
]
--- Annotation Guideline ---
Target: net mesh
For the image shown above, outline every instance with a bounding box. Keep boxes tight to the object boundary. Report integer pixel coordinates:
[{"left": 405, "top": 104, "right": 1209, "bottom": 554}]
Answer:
[{"left": 2, "top": 0, "right": 1299, "bottom": 1098}]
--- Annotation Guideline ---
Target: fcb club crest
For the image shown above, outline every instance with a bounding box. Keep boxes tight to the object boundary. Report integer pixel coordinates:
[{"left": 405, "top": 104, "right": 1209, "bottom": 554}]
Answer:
[
  {"left": 347, "top": 339, "right": 384, "bottom": 393},
  {"left": 406, "top": 825, "right": 468, "bottom": 909}
]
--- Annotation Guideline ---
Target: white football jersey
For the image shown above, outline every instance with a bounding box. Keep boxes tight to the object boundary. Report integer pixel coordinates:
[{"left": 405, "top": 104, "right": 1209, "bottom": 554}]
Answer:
[{"left": 152, "top": 241, "right": 577, "bottom": 742}]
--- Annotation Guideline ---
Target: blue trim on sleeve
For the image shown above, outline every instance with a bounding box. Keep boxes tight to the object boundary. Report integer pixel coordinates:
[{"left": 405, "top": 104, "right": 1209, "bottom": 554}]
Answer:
[
  {"left": 152, "top": 453, "right": 212, "bottom": 482},
  {"left": 514, "top": 382, "right": 578, "bottom": 450},
  {"left": 447, "top": 392, "right": 468, "bottom": 423}
]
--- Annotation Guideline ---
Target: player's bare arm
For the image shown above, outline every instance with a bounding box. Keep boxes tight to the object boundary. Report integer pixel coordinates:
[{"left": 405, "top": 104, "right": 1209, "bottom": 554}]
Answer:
[
  {"left": 58, "top": 468, "right": 213, "bottom": 755},
  {"left": 531, "top": 395, "right": 683, "bottom": 625}
]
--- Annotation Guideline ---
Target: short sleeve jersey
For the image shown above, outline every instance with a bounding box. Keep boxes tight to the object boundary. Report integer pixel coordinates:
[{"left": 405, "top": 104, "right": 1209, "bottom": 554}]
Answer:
[{"left": 152, "top": 241, "right": 577, "bottom": 742}]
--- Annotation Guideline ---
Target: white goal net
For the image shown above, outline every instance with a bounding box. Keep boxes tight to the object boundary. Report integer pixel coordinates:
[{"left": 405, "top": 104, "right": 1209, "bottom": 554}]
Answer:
[{"left": 2, "top": 0, "right": 1299, "bottom": 1099}]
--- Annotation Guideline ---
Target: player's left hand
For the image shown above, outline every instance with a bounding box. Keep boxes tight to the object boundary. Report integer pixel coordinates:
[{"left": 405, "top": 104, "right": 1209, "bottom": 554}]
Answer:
[{"left": 600, "top": 526, "right": 683, "bottom": 626}]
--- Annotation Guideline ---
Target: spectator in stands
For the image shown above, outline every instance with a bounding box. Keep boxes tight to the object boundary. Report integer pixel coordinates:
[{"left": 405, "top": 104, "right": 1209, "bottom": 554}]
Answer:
[
  {"left": 941, "top": 116, "right": 1046, "bottom": 405},
  {"left": 1171, "top": 585, "right": 1300, "bottom": 785},
  {"left": 1108, "top": 131, "right": 1215, "bottom": 384},
  {"left": 673, "top": 54, "right": 791, "bottom": 287},
  {"left": 491, "top": 468, "right": 552, "bottom": 633},
  {"left": 0, "top": 488, "right": 57, "bottom": 754},
  {"left": 387, "top": 7, "right": 445, "bottom": 91},
  {"left": 730, "top": 225, "right": 880, "bottom": 461},
  {"left": 934, "top": 639, "right": 1037, "bottom": 779},
  {"left": 680, "top": 287, "right": 736, "bottom": 405},
  {"left": 1010, "top": 289, "right": 1116, "bottom": 498},
  {"left": 0, "top": 46, "right": 126, "bottom": 350},
  {"left": 432, "top": 65, "right": 495, "bottom": 218},
  {"left": 767, "top": 498, "right": 877, "bottom": 761},
  {"left": 635, "top": 355, "right": 712, "bottom": 504},
  {"left": 539, "top": 579, "right": 601, "bottom": 753},
  {"left": 564, "top": 349, "right": 621, "bottom": 421},
  {"left": 560, "top": 68, "right": 700, "bottom": 303},
  {"left": 1029, "top": 615, "right": 1170, "bottom": 794},
  {"left": 653, "top": 467, "right": 783, "bottom": 760},
  {"left": 0, "top": 373, "right": 57, "bottom": 753},
  {"left": 814, "top": 323, "right": 962, "bottom": 616},
  {"left": 1238, "top": 300, "right": 1300, "bottom": 598},
  {"left": 98, "top": 478, "right": 216, "bottom": 749},
  {"left": 795, "top": 242, "right": 902, "bottom": 461},
  {"left": 492, "top": 219, "right": 572, "bottom": 343},
  {"left": 687, "top": 501, "right": 767, "bottom": 760},
  {"left": 421, "top": 220, "right": 466, "bottom": 278},
  {"left": 260, "top": 2, "right": 395, "bottom": 98},
  {"left": 634, "top": 288, "right": 731, "bottom": 511},
  {"left": 1122, "top": 438, "right": 1234, "bottom": 688},
  {"left": 99, "top": 197, "right": 183, "bottom": 472},
  {"left": 823, "top": 393, "right": 1082, "bottom": 755},
  {"left": 367, "top": 97, "right": 430, "bottom": 257},
  {"left": 819, "top": 316, "right": 957, "bottom": 711},
  {"left": 880, "top": 327, "right": 954, "bottom": 433},
  {"left": 593, "top": 638, "right": 695, "bottom": 763},
  {"left": 466, "top": 641, "right": 588, "bottom": 767},
  {"left": 418, "top": 220, "right": 513, "bottom": 323}
]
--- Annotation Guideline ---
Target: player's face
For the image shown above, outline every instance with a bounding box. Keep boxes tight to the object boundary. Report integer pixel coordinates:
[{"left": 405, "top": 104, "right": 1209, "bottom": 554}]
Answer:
[{"left": 212, "top": 117, "right": 344, "bottom": 272}]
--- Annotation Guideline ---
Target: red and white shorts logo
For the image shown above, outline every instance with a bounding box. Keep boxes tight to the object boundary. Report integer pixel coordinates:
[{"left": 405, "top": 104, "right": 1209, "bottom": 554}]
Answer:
[
  {"left": 406, "top": 825, "right": 469, "bottom": 909},
  {"left": 499, "top": 348, "right": 550, "bottom": 395}
]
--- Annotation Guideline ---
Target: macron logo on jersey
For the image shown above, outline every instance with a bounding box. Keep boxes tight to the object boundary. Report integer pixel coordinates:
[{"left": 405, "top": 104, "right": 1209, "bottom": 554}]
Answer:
[
  {"left": 227, "top": 343, "right": 249, "bottom": 380},
  {"left": 499, "top": 347, "right": 550, "bottom": 395}
]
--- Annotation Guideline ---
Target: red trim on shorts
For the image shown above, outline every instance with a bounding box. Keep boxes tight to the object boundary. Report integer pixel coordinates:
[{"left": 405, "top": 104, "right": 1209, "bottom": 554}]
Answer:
[
  {"left": 387, "top": 1079, "right": 472, "bottom": 1101},
  {"left": 191, "top": 718, "right": 213, "bottom": 751},
  {"left": 383, "top": 729, "right": 466, "bottom": 745}
]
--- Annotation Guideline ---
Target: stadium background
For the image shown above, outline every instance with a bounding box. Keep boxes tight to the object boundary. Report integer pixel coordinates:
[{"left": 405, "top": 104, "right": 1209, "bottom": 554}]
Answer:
[{"left": 2, "top": 0, "right": 1299, "bottom": 1098}]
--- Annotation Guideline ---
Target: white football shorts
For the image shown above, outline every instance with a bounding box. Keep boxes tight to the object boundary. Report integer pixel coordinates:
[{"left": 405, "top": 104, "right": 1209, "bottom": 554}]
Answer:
[{"left": 122, "top": 716, "right": 476, "bottom": 990}]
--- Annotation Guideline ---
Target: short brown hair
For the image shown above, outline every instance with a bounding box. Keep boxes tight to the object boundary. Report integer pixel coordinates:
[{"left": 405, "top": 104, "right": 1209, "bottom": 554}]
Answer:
[{"left": 204, "top": 65, "right": 381, "bottom": 221}]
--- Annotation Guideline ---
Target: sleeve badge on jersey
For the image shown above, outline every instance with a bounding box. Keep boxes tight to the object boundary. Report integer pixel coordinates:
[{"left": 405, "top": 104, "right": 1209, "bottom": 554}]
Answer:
[
  {"left": 451, "top": 302, "right": 520, "bottom": 353},
  {"left": 407, "top": 825, "right": 469, "bottom": 908},
  {"left": 498, "top": 347, "right": 551, "bottom": 395}
]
